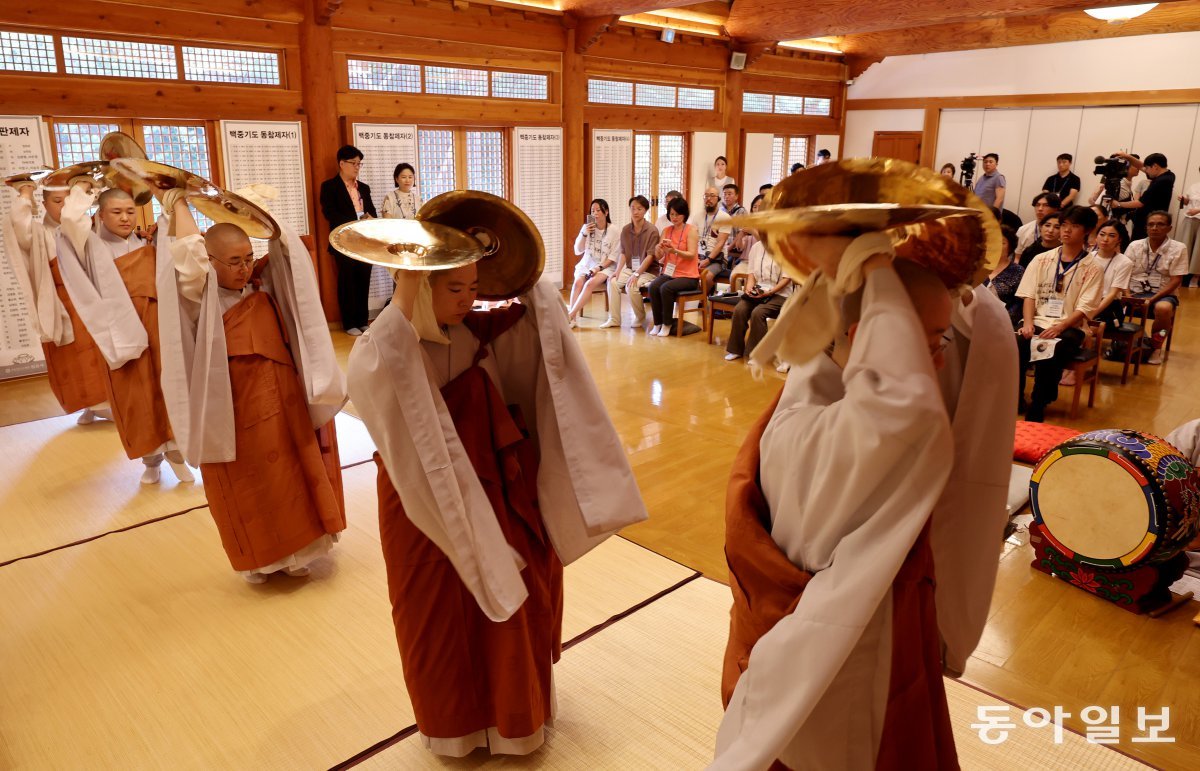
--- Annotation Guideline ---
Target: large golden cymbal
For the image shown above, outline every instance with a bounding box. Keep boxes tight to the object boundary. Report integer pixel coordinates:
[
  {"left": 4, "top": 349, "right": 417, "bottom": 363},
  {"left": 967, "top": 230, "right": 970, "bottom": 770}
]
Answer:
[
  {"left": 747, "top": 158, "right": 1001, "bottom": 288},
  {"left": 109, "top": 157, "right": 279, "bottom": 240},
  {"left": 329, "top": 218, "right": 484, "bottom": 271},
  {"left": 417, "top": 190, "right": 545, "bottom": 301},
  {"left": 99, "top": 131, "right": 147, "bottom": 162},
  {"left": 4, "top": 167, "right": 53, "bottom": 189},
  {"left": 42, "top": 160, "right": 153, "bottom": 205}
]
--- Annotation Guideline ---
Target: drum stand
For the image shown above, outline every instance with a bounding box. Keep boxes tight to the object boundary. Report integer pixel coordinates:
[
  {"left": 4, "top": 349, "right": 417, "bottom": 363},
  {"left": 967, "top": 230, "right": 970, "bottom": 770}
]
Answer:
[{"left": 1028, "top": 523, "right": 1191, "bottom": 616}]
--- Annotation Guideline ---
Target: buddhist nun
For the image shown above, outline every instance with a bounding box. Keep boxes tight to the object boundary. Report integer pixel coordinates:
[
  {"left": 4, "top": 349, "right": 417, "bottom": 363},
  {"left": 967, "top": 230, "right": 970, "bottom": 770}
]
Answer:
[
  {"left": 2, "top": 181, "right": 108, "bottom": 422},
  {"left": 347, "top": 224, "right": 648, "bottom": 756},
  {"left": 55, "top": 185, "right": 191, "bottom": 484},
  {"left": 154, "top": 188, "right": 347, "bottom": 582},
  {"left": 715, "top": 230, "right": 1017, "bottom": 770}
]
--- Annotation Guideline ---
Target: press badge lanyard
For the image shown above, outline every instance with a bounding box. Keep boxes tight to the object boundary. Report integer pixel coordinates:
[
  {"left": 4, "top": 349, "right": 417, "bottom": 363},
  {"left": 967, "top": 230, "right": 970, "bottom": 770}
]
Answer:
[{"left": 1055, "top": 250, "right": 1083, "bottom": 295}]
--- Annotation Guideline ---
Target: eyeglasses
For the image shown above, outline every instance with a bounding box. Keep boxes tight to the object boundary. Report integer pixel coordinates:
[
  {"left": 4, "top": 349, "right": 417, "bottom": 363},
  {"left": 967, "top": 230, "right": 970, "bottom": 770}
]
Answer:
[
  {"left": 209, "top": 253, "right": 256, "bottom": 272},
  {"left": 341, "top": 160, "right": 363, "bottom": 167}
]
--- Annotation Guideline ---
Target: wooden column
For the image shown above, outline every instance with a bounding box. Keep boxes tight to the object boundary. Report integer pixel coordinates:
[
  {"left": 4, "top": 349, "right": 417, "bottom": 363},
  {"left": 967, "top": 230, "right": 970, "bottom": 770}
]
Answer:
[
  {"left": 724, "top": 69, "right": 744, "bottom": 188},
  {"left": 300, "top": 1, "right": 342, "bottom": 321},
  {"left": 920, "top": 107, "right": 940, "bottom": 169},
  {"left": 562, "top": 27, "right": 586, "bottom": 289}
]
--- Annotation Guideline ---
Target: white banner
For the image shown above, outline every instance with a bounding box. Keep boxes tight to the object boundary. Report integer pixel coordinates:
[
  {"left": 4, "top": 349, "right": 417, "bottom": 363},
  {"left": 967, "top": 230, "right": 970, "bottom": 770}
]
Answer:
[
  {"left": 591, "top": 128, "right": 633, "bottom": 233},
  {"left": 0, "top": 115, "right": 50, "bottom": 380},
  {"left": 219, "top": 120, "right": 309, "bottom": 249},
  {"left": 514, "top": 128, "right": 564, "bottom": 287},
  {"left": 350, "top": 123, "right": 418, "bottom": 313}
]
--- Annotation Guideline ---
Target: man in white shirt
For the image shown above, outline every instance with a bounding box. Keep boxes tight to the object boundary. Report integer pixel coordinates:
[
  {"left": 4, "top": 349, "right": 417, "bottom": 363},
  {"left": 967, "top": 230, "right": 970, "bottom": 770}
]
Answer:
[
  {"left": 692, "top": 186, "right": 732, "bottom": 295},
  {"left": 1126, "top": 210, "right": 1187, "bottom": 364},
  {"left": 1014, "top": 192, "right": 1062, "bottom": 260},
  {"left": 1177, "top": 175, "right": 1200, "bottom": 286},
  {"left": 723, "top": 240, "right": 791, "bottom": 361}
]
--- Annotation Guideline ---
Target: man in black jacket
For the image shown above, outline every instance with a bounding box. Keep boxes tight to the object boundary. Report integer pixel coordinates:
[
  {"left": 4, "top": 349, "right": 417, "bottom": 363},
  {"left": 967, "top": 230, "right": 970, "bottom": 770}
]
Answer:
[
  {"left": 1113, "top": 152, "right": 1176, "bottom": 242},
  {"left": 320, "top": 144, "right": 377, "bottom": 335}
]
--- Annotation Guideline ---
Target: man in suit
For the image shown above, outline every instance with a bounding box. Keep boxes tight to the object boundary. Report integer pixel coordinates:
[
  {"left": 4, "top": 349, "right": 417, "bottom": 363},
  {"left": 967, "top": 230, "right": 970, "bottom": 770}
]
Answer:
[{"left": 320, "top": 144, "right": 377, "bottom": 335}]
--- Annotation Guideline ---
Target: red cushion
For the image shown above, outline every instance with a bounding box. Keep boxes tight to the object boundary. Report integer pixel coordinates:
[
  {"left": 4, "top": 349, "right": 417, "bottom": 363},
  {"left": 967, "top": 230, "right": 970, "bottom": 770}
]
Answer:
[{"left": 1013, "top": 421, "right": 1081, "bottom": 464}]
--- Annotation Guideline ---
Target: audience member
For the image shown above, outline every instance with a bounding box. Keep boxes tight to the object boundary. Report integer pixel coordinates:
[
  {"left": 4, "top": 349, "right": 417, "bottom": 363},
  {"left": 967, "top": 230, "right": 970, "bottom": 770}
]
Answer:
[
  {"left": 655, "top": 190, "right": 682, "bottom": 232},
  {"left": 319, "top": 144, "right": 377, "bottom": 335},
  {"left": 1085, "top": 219, "right": 1134, "bottom": 331},
  {"left": 1015, "top": 205, "right": 1103, "bottom": 421},
  {"left": 702, "top": 184, "right": 745, "bottom": 295},
  {"left": 758, "top": 183, "right": 774, "bottom": 197},
  {"left": 692, "top": 186, "right": 732, "bottom": 292},
  {"left": 1043, "top": 154, "right": 1081, "bottom": 207},
  {"left": 601, "top": 195, "right": 661, "bottom": 330},
  {"left": 380, "top": 162, "right": 418, "bottom": 219},
  {"left": 1126, "top": 210, "right": 1187, "bottom": 364},
  {"left": 567, "top": 198, "right": 619, "bottom": 327},
  {"left": 983, "top": 226, "right": 1025, "bottom": 330},
  {"left": 1015, "top": 193, "right": 1061, "bottom": 259},
  {"left": 709, "top": 156, "right": 735, "bottom": 199},
  {"left": 789, "top": 163, "right": 804, "bottom": 175},
  {"left": 1019, "top": 212, "right": 1063, "bottom": 268},
  {"left": 729, "top": 194, "right": 766, "bottom": 288},
  {"left": 939, "top": 163, "right": 956, "bottom": 179},
  {"left": 973, "top": 152, "right": 1006, "bottom": 209},
  {"left": 815, "top": 149, "right": 832, "bottom": 165},
  {"left": 1113, "top": 152, "right": 1175, "bottom": 241},
  {"left": 1088, "top": 153, "right": 1141, "bottom": 213},
  {"left": 723, "top": 237, "right": 792, "bottom": 361},
  {"left": 647, "top": 197, "right": 700, "bottom": 336},
  {"left": 1178, "top": 169, "right": 1200, "bottom": 286},
  {"left": 1087, "top": 205, "right": 1108, "bottom": 249}
]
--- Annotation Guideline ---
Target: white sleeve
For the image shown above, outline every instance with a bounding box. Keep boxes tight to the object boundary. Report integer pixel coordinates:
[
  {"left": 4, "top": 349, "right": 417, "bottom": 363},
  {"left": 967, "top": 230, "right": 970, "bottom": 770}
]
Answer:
[
  {"left": 1113, "top": 256, "right": 1134, "bottom": 291},
  {"left": 168, "top": 233, "right": 210, "bottom": 304},
  {"left": 59, "top": 186, "right": 97, "bottom": 257},
  {"left": 8, "top": 194, "right": 35, "bottom": 254},
  {"left": 1166, "top": 420, "right": 1200, "bottom": 467}
]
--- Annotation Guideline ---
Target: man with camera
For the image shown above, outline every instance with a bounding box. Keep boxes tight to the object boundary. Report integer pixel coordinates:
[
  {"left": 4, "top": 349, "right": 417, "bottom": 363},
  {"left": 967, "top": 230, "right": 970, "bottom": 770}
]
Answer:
[
  {"left": 1088, "top": 153, "right": 1141, "bottom": 217},
  {"left": 972, "top": 153, "right": 1006, "bottom": 209},
  {"left": 1111, "top": 152, "right": 1175, "bottom": 241}
]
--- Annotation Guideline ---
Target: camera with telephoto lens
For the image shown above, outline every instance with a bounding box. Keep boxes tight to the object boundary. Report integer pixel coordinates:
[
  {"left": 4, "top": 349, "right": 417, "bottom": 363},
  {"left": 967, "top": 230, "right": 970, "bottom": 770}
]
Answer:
[
  {"left": 1093, "top": 154, "right": 1130, "bottom": 201},
  {"left": 960, "top": 153, "right": 978, "bottom": 176}
]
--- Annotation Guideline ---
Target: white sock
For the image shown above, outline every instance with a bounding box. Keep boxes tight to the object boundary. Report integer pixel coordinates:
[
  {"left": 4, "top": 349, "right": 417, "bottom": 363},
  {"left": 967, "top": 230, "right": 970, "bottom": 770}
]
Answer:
[
  {"left": 140, "top": 464, "right": 162, "bottom": 485},
  {"left": 77, "top": 409, "right": 96, "bottom": 425},
  {"left": 168, "top": 459, "right": 195, "bottom": 483}
]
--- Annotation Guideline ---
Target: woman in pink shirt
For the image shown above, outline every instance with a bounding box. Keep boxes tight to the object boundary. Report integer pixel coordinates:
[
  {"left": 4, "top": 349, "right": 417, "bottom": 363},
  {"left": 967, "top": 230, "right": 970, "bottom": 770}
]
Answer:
[{"left": 646, "top": 196, "right": 699, "bottom": 336}]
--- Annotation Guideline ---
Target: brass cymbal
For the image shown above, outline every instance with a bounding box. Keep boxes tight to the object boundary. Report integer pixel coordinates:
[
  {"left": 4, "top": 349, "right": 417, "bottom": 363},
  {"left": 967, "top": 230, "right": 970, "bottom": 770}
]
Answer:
[
  {"left": 109, "top": 157, "right": 279, "bottom": 240},
  {"left": 417, "top": 190, "right": 545, "bottom": 301},
  {"left": 755, "top": 158, "right": 1001, "bottom": 288},
  {"left": 4, "top": 167, "right": 53, "bottom": 189},
  {"left": 99, "top": 131, "right": 147, "bottom": 162},
  {"left": 329, "top": 218, "right": 484, "bottom": 271},
  {"left": 42, "top": 160, "right": 154, "bottom": 206}
]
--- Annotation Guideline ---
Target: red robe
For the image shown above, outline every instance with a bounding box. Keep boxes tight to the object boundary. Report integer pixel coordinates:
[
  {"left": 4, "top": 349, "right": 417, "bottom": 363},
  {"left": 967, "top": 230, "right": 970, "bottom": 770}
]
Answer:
[
  {"left": 42, "top": 258, "right": 108, "bottom": 413},
  {"left": 199, "top": 291, "right": 346, "bottom": 571},
  {"left": 105, "top": 245, "right": 173, "bottom": 459},
  {"left": 722, "top": 393, "right": 958, "bottom": 770},
  {"left": 374, "top": 305, "right": 564, "bottom": 745}
]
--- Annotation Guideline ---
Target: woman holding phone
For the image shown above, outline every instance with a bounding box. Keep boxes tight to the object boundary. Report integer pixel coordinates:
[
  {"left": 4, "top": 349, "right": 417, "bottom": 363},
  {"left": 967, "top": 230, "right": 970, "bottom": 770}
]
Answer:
[
  {"left": 567, "top": 199, "right": 618, "bottom": 327},
  {"left": 646, "top": 197, "right": 700, "bottom": 336}
]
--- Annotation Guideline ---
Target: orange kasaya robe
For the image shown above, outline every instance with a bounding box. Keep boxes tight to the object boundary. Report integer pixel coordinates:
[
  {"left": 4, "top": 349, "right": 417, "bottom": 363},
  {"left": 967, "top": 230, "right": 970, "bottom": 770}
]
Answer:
[
  {"left": 43, "top": 258, "right": 108, "bottom": 413},
  {"left": 374, "top": 305, "right": 564, "bottom": 744},
  {"left": 722, "top": 392, "right": 958, "bottom": 771},
  {"left": 105, "top": 244, "right": 173, "bottom": 459},
  {"left": 199, "top": 291, "right": 346, "bottom": 572}
]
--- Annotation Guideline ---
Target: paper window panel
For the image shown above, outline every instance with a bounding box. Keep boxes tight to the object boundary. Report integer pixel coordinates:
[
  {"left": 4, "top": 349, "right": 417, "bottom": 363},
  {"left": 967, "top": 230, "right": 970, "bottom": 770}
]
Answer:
[
  {"left": 587, "top": 79, "right": 633, "bottom": 106},
  {"left": 677, "top": 87, "right": 716, "bottom": 111},
  {"left": 0, "top": 31, "right": 57, "bottom": 73},
  {"left": 742, "top": 92, "right": 773, "bottom": 114},
  {"left": 804, "top": 97, "right": 832, "bottom": 116},
  {"left": 491, "top": 71, "right": 548, "bottom": 101},
  {"left": 417, "top": 129, "right": 456, "bottom": 204},
  {"left": 633, "top": 134, "right": 653, "bottom": 202},
  {"left": 53, "top": 122, "right": 120, "bottom": 166},
  {"left": 424, "top": 66, "right": 488, "bottom": 97},
  {"left": 182, "top": 46, "right": 280, "bottom": 86},
  {"left": 788, "top": 136, "right": 809, "bottom": 168},
  {"left": 656, "top": 135, "right": 685, "bottom": 213},
  {"left": 774, "top": 95, "right": 805, "bottom": 115},
  {"left": 62, "top": 36, "right": 177, "bottom": 80},
  {"left": 635, "top": 83, "right": 676, "bottom": 109},
  {"left": 143, "top": 125, "right": 214, "bottom": 228},
  {"left": 347, "top": 59, "right": 421, "bottom": 93},
  {"left": 466, "top": 130, "right": 506, "bottom": 199},
  {"left": 771, "top": 136, "right": 785, "bottom": 181}
]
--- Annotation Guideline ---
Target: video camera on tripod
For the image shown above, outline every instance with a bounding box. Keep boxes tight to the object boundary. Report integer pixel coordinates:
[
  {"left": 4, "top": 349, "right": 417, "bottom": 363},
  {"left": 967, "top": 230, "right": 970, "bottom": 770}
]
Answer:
[
  {"left": 1093, "top": 154, "right": 1131, "bottom": 216},
  {"left": 959, "top": 153, "right": 979, "bottom": 189}
]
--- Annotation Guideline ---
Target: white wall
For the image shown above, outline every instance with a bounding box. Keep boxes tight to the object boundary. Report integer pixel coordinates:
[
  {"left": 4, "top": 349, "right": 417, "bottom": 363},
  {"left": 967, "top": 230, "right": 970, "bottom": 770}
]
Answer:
[
  {"left": 848, "top": 32, "right": 1200, "bottom": 100},
  {"left": 815, "top": 134, "right": 841, "bottom": 161},
  {"left": 743, "top": 132, "right": 775, "bottom": 195},
  {"left": 843, "top": 109, "right": 925, "bottom": 158},
  {"left": 690, "top": 131, "right": 726, "bottom": 208}
]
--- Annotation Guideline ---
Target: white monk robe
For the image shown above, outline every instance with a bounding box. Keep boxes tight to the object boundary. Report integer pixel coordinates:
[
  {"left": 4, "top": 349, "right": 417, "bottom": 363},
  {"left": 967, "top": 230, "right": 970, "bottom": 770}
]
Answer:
[
  {"left": 3, "top": 193, "right": 72, "bottom": 345},
  {"left": 714, "top": 270, "right": 1017, "bottom": 770},
  {"left": 348, "top": 279, "right": 649, "bottom": 755}
]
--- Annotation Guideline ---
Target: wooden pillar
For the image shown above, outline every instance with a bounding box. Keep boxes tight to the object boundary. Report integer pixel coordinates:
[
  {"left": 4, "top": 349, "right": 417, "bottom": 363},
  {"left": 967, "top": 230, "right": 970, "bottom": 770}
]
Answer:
[
  {"left": 562, "top": 27, "right": 586, "bottom": 289},
  {"left": 724, "top": 69, "right": 744, "bottom": 188},
  {"left": 300, "top": 2, "right": 342, "bottom": 322},
  {"left": 920, "top": 107, "right": 940, "bottom": 169}
]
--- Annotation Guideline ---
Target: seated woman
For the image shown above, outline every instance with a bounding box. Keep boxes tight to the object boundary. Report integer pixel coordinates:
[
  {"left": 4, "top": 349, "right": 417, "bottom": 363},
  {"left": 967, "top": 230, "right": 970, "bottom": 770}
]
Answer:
[
  {"left": 723, "top": 236, "right": 792, "bottom": 361},
  {"left": 381, "top": 163, "right": 419, "bottom": 219},
  {"left": 1086, "top": 219, "right": 1134, "bottom": 331},
  {"left": 728, "top": 194, "right": 765, "bottom": 288},
  {"left": 1018, "top": 212, "right": 1062, "bottom": 268},
  {"left": 647, "top": 197, "right": 699, "bottom": 336},
  {"left": 982, "top": 226, "right": 1024, "bottom": 331},
  {"left": 566, "top": 198, "right": 618, "bottom": 327}
]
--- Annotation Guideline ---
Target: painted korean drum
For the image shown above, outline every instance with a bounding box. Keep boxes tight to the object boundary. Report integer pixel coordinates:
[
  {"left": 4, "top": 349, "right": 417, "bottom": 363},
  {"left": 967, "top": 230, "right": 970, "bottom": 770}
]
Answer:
[{"left": 1029, "top": 429, "right": 1200, "bottom": 571}]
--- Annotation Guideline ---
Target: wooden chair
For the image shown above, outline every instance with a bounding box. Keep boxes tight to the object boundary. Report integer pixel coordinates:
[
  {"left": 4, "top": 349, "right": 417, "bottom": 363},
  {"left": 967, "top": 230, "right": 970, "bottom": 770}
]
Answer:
[
  {"left": 1103, "top": 318, "right": 1144, "bottom": 385},
  {"left": 673, "top": 289, "right": 707, "bottom": 336},
  {"left": 1065, "top": 320, "right": 1105, "bottom": 419},
  {"left": 579, "top": 282, "right": 609, "bottom": 318},
  {"left": 705, "top": 275, "right": 747, "bottom": 344}
]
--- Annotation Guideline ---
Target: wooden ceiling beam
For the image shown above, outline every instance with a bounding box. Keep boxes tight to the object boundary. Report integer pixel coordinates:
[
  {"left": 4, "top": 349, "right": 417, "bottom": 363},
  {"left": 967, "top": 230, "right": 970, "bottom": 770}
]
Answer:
[
  {"left": 839, "top": 0, "right": 1200, "bottom": 59},
  {"left": 726, "top": 0, "right": 1189, "bottom": 44},
  {"left": 558, "top": 0, "right": 702, "bottom": 17},
  {"left": 567, "top": 12, "right": 622, "bottom": 52}
]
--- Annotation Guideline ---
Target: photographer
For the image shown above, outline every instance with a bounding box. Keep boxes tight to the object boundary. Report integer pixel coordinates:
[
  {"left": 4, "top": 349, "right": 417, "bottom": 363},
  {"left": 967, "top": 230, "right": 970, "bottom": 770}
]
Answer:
[
  {"left": 1088, "top": 153, "right": 1140, "bottom": 212},
  {"left": 1112, "top": 152, "right": 1175, "bottom": 241}
]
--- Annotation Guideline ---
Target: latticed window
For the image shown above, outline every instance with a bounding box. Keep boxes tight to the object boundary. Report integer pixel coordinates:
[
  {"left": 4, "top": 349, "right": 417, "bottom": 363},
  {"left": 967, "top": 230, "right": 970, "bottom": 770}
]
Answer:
[
  {"left": 630, "top": 133, "right": 687, "bottom": 223},
  {"left": 62, "top": 36, "right": 177, "bottom": 79},
  {"left": 0, "top": 31, "right": 56, "bottom": 73},
  {"left": 770, "top": 136, "right": 785, "bottom": 182},
  {"left": 678, "top": 87, "right": 716, "bottom": 111},
  {"left": 491, "top": 71, "right": 548, "bottom": 101},
  {"left": 143, "top": 124, "right": 214, "bottom": 225},
  {"left": 804, "top": 97, "right": 832, "bottom": 116},
  {"left": 633, "top": 134, "right": 653, "bottom": 203},
  {"left": 742, "top": 92, "right": 773, "bottom": 113},
  {"left": 348, "top": 59, "right": 421, "bottom": 92},
  {"left": 53, "top": 122, "right": 121, "bottom": 166},
  {"left": 587, "top": 79, "right": 633, "bottom": 106},
  {"left": 635, "top": 83, "right": 675, "bottom": 109},
  {"left": 789, "top": 136, "right": 809, "bottom": 167},
  {"left": 770, "top": 135, "right": 811, "bottom": 180},
  {"left": 774, "top": 95, "right": 804, "bottom": 115},
  {"left": 182, "top": 47, "right": 279, "bottom": 85},
  {"left": 424, "top": 66, "right": 488, "bottom": 97},
  {"left": 417, "top": 129, "right": 457, "bottom": 204},
  {"left": 466, "top": 130, "right": 506, "bottom": 199}
]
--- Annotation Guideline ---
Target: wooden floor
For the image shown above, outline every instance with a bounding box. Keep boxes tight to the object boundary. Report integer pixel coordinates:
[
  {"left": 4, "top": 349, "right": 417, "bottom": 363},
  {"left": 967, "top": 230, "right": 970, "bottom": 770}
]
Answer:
[{"left": 2, "top": 287, "right": 1199, "bottom": 768}]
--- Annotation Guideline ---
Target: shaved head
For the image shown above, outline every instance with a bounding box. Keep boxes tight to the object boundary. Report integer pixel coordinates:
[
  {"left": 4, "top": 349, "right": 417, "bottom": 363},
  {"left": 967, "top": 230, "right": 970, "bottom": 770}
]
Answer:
[
  {"left": 205, "top": 222, "right": 255, "bottom": 291},
  {"left": 97, "top": 188, "right": 138, "bottom": 239},
  {"left": 97, "top": 188, "right": 134, "bottom": 209},
  {"left": 204, "top": 222, "right": 251, "bottom": 253}
]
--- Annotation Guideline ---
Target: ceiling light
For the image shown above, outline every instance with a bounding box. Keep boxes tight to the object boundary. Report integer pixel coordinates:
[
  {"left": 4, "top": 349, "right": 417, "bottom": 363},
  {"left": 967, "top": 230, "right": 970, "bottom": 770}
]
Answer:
[{"left": 1084, "top": 3, "right": 1158, "bottom": 22}]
